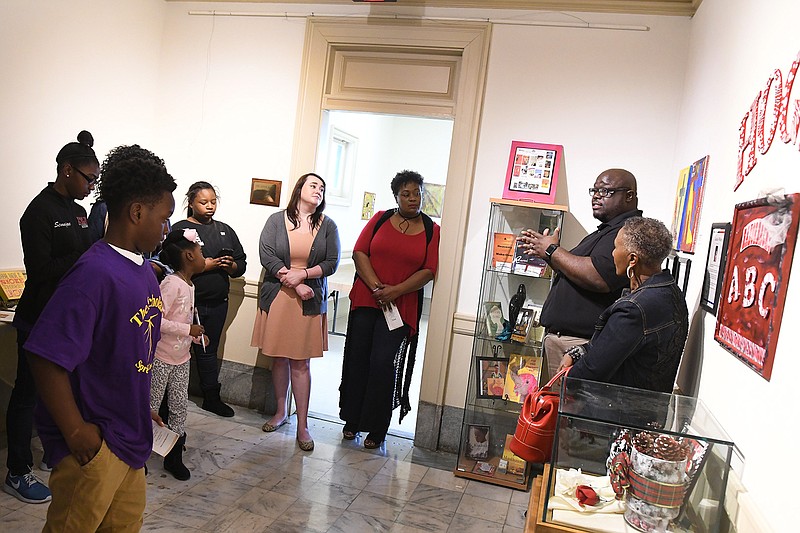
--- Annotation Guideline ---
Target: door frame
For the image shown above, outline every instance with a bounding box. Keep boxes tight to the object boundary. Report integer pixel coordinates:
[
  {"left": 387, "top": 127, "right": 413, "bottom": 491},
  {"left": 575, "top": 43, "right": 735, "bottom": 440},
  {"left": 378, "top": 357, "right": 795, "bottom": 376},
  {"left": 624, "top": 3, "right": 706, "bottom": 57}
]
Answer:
[{"left": 290, "top": 17, "right": 491, "bottom": 449}]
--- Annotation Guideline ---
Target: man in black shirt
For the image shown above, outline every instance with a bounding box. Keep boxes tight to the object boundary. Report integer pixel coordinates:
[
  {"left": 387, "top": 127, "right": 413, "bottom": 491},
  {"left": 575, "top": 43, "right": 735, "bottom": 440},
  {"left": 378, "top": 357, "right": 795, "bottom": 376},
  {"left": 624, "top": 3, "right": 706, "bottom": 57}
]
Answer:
[
  {"left": 519, "top": 168, "right": 642, "bottom": 378},
  {"left": 5, "top": 132, "right": 97, "bottom": 504}
]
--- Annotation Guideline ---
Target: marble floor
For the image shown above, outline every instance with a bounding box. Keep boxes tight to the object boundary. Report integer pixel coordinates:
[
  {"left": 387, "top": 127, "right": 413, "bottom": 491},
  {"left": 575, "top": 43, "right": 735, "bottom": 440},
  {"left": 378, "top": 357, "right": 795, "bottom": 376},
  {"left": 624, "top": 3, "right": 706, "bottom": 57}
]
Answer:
[{"left": 0, "top": 401, "right": 530, "bottom": 532}]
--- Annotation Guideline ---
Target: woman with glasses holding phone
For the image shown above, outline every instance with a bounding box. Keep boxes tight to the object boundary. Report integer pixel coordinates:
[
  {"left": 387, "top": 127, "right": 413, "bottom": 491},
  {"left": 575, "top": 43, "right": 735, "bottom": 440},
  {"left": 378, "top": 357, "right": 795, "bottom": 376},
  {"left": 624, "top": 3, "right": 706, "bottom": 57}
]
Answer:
[
  {"left": 173, "top": 181, "right": 246, "bottom": 417},
  {"left": 7, "top": 131, "right": 98, "bottom": 504}
]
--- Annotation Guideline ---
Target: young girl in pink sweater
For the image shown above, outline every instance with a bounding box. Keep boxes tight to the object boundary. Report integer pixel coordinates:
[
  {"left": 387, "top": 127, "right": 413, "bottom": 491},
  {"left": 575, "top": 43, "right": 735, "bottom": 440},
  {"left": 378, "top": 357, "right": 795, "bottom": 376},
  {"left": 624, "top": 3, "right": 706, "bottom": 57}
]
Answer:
[{"left": 150, "top": 228, "right": 206, "bottom": 480}]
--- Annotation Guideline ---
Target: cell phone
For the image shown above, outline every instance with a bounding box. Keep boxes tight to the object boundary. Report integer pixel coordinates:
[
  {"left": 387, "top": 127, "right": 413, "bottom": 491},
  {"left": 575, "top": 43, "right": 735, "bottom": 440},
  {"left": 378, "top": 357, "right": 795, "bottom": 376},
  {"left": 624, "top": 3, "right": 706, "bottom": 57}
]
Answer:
[{"left": 215, "top": 248, "right": 234, "bottom": 258}]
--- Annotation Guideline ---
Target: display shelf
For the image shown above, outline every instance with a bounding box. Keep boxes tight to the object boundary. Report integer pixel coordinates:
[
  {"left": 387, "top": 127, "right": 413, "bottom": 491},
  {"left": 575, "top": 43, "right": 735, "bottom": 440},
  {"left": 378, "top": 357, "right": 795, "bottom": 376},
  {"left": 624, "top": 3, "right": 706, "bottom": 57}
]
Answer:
[{"left": 454, "top": 198, "right": 567, "bottom": 490}]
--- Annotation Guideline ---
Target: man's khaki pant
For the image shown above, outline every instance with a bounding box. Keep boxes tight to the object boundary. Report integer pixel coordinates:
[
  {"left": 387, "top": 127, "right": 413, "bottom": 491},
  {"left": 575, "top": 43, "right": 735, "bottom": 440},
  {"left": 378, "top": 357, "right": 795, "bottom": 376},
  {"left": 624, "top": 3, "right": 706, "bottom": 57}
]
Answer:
[
  {"left": 45, "top": 440, "right": 145, "bottom": 533},
  {"left": 542, "top": 332, "right": 590, "bottom": 381}
]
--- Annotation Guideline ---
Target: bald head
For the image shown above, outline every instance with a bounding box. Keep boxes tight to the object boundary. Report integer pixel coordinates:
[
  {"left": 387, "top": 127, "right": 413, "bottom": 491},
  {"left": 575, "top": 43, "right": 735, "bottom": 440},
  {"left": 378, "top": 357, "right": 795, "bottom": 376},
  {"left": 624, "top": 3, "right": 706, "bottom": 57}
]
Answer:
[
  {"left": 600, "top": 168, "right": 637, "bottom": 190},
  {"left": 591, "top": 168, "right": 639, "bottom": 222}
]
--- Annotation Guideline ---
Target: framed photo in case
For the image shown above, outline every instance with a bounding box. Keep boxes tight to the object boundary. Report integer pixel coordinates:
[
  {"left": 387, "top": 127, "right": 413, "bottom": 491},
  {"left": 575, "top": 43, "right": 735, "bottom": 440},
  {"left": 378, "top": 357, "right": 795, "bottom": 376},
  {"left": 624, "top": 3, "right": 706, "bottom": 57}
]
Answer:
[
  {"left": 476, "top": 356, "right": 509, "bottom": 399},
  {"left": 466, "top": 424, "right": 490, "bottom": 460}
]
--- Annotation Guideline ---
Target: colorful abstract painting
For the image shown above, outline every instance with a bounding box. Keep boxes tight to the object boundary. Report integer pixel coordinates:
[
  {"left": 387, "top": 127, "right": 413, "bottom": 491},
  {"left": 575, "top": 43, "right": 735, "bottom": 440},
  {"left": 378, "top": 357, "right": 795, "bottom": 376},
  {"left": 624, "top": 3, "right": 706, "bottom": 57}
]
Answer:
[{"left": 672, "top": 156, "right": 710, "bottom": 253}]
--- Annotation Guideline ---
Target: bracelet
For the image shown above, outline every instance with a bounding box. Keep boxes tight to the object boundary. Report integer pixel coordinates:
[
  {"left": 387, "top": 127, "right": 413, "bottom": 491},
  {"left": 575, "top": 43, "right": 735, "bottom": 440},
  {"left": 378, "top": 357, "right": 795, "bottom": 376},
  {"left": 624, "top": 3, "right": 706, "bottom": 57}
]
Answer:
[{"left": 304, "top": 268, "right": 309, "bottom": 279}]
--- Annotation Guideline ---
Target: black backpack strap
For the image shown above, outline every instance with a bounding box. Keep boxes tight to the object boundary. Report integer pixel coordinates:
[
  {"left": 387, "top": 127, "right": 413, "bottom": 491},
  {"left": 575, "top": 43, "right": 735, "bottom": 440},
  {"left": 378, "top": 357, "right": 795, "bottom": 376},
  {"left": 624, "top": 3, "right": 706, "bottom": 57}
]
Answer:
[{"left": 368, "top": 209, "right": 397, "bottom": 255}]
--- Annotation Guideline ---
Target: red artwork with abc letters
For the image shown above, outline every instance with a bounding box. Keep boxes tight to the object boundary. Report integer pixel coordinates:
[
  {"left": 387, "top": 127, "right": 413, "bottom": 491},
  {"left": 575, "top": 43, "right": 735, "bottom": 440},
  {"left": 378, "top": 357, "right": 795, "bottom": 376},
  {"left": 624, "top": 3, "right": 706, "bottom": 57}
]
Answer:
[{"left": 714, "top": 194, "right": 800, "bottom": 380}]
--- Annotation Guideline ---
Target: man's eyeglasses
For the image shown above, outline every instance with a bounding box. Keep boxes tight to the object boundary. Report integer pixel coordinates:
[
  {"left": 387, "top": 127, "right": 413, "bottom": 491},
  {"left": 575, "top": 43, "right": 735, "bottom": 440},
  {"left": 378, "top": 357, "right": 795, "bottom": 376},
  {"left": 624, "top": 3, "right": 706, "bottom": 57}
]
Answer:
[
  {"left": 589, "top": 187, "right": 631, "bottom": 198},
  {"left": 72, "top": 167, "right": 98, "bottom": 187}
]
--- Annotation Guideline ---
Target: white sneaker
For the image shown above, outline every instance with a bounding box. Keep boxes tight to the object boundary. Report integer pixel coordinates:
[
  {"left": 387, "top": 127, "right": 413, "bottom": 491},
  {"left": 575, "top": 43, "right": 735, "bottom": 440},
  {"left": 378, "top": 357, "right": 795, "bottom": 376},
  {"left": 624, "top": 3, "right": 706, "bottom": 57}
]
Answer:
[{"left": 39, "top": 461, "right": 52, "bottom": 472}]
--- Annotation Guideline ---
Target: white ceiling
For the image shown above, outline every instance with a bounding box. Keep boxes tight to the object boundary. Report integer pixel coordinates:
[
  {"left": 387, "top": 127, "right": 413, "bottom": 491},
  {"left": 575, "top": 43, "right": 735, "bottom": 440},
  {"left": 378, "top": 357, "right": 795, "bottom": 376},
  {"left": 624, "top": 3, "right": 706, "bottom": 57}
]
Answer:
[{"left": 171, "top": 0, "right": 703, "bottom": 17}]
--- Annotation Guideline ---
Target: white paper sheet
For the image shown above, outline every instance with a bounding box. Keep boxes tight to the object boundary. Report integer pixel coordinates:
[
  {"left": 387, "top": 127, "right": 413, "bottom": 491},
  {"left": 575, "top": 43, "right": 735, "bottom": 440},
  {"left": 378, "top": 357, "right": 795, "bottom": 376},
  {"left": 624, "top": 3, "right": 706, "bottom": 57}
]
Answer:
[
  {"left": 152, "top": 422, "right": 179, "bottom": 457},
  {"left": 382, "top": 302, "right": 404, "bottom": 331}
]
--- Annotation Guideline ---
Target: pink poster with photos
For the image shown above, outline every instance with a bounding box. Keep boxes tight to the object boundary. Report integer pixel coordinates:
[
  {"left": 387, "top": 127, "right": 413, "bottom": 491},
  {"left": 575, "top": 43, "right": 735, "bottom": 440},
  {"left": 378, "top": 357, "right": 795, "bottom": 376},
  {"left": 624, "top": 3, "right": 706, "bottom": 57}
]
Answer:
[{"left": 503, "top": 141, "right": 562, "bottom": 204}]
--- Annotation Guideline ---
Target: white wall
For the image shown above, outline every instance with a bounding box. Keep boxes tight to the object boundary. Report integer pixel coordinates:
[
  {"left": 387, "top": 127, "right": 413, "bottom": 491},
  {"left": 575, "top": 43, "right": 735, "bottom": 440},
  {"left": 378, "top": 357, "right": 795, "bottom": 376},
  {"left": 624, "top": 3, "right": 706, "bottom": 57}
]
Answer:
[
  {"left": 153, "top": 4, "right": 309, "bottom": 280},
  {"left": 671, "top": 0, "right": 800, "bottom": 529},
  {"left": 0, "top": 0, "right": 167, "bottom": 268}
]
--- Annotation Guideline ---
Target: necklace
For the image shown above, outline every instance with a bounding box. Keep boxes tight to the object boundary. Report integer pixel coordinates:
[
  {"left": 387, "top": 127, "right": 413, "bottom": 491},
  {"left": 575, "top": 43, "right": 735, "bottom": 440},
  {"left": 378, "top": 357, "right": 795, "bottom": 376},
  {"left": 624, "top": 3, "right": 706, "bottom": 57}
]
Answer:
[
  {"left": 176, "top": 271, "right": 191, "bottom": 285},
  {"left": 397, "top": 210, "right": 422, "bottom": 234}
]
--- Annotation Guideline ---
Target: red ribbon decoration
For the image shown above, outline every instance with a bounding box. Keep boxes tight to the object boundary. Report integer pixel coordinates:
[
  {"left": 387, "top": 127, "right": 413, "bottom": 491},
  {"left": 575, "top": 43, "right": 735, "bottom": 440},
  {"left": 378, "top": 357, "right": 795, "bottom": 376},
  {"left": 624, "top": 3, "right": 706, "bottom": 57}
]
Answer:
[
  {"left": 608, "top": 451, "right": 688, "bottom": 508},
  {"left": 610, "top": 452, "right": 631, "bottom": 500}
]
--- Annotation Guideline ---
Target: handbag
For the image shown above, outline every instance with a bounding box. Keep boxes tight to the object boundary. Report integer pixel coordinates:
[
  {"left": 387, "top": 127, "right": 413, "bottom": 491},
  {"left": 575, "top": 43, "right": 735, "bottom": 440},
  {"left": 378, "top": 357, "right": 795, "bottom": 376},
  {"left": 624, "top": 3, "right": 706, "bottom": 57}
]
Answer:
[{"left": 509, "top": 367, "right": 570, "bottom": 463}]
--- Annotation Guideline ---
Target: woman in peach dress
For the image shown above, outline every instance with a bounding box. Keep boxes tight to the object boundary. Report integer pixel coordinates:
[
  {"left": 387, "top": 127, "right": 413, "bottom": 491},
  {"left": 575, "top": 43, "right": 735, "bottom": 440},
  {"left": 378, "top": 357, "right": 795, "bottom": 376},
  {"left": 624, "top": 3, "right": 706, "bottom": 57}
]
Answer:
[{"left": 251, "top": 173, "right": 340, "bottom": 451}]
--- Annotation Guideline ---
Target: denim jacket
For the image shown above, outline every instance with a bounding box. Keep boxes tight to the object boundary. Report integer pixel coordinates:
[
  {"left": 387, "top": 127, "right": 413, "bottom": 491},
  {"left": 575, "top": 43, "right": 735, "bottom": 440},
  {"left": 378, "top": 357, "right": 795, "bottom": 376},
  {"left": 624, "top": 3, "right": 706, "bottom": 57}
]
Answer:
[{"left": 569, "top": 269, "right": 689, "bottom": 393}]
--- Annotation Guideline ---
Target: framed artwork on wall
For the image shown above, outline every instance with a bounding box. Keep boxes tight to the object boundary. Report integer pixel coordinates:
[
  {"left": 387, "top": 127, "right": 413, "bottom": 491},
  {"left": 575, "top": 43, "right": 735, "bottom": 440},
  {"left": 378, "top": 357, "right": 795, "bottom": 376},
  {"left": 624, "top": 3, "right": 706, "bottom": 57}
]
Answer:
[
  {"left": 502, "top": 141, "right": 562, "bottom": 204},
  {"left": 250, "top": 179, "right": 281, "bottom": 207},
  {"left": 700, "top": 223, "right": 732, "bottom": 315},
  {"left": 714, "top": 194, "right": 800, "bottom": 381},
  {"left": 422, "top": 183, "right": 445, "bottom": 218},
  {"left": 664, "top": 253, "right": 692, "bottom": 296},
  {"left": 671, "top": 156, "right": 710, "bottom": 253}
]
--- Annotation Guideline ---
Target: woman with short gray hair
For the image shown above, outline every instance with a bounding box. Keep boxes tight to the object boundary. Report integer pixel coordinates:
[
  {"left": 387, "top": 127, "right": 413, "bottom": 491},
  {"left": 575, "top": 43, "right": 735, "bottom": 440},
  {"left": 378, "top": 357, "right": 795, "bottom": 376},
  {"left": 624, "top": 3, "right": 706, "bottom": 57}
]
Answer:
[{"left": 558, "top": 217, "right": 689, "bottom": 393}]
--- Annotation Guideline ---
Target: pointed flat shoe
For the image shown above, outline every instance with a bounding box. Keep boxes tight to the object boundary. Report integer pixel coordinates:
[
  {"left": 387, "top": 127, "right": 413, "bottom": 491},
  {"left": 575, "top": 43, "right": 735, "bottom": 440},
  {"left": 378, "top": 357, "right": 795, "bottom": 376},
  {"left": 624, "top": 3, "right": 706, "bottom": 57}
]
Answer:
[
  {"left": 262, "top": 418, "right": 288, "bottom": 432},
  {"left": 297, "top": 438, "right": 315, "bottom": 451}
]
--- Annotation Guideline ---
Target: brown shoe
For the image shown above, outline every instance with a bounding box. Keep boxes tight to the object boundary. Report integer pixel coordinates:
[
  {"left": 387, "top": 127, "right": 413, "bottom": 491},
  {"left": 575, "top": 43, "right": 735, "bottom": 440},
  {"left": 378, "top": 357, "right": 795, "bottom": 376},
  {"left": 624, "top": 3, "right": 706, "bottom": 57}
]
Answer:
[
  {"left": 261, "top": 418, "right": 288, "bottom": 432},
  {"left": 297, "top": 438, "right": 315, "bottom": 452}
]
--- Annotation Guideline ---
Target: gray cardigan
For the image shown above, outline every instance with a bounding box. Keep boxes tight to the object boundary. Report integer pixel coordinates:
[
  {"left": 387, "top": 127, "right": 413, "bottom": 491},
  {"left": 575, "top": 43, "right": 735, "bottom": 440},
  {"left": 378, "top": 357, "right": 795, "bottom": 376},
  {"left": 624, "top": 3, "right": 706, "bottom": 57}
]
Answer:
[{"left": 258, "top": 210, "right": 340, "bottom": 316}]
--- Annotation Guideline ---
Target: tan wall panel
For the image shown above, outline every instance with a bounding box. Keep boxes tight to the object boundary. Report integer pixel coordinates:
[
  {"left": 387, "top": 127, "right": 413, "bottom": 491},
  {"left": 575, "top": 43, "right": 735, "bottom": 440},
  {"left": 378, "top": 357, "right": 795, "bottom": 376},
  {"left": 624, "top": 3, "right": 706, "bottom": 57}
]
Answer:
[{"left": 337, "top": 55, "right": 456, "bottom": 96}]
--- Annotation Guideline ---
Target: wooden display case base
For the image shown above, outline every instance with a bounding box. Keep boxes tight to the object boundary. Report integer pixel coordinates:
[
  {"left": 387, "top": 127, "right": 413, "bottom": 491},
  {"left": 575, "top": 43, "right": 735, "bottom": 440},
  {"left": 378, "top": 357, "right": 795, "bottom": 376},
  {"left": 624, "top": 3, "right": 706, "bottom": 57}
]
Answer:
[
  {"left": 526, "top": 464, "right": 629, "bottom": 533},
  {"left": 454, "top": 454, "right": 529, "bottom": 490},
  {"left": 526, "top": 464, "right": 584, "bottom": 533}
]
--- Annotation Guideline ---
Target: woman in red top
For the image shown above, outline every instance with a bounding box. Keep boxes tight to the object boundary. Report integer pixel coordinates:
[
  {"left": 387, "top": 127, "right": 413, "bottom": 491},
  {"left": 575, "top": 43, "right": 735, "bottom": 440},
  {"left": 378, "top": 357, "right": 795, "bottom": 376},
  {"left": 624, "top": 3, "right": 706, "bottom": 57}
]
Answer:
[{"left": 339, "top": 170, "right": 440, "bottom": 449}]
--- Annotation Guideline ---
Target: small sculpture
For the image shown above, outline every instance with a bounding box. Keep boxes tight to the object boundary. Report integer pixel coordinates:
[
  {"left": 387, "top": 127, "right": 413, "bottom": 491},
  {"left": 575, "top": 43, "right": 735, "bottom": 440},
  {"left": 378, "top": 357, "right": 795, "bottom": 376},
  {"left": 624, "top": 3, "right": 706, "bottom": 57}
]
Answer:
[{"left": 507, "top": 283, "right": 526, "bottom": 335}]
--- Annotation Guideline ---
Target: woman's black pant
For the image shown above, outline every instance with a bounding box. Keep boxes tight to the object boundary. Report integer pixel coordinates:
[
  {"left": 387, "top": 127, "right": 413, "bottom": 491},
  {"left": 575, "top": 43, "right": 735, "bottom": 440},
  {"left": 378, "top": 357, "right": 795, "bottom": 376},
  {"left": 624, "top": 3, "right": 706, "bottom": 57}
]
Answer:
[
  {"left": 339, "top": 307, "right": 409, "bottom": 439},
  {"left": 192, "top": 299, "right": 229, "bottom": 391}
]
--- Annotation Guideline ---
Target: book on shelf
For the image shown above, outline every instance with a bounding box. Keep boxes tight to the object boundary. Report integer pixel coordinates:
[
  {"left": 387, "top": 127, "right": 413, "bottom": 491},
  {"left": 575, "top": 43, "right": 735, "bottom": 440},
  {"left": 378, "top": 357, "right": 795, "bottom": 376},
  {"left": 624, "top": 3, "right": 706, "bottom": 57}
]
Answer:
[
  {"left": 503, "top": 353, "right": 543, "bottom": 404},
  {"left": 501, "top": 434, "right": 526, "bottom": 475},
  {"left": 511, "top": 238, "right": 551, "bottom": 277},
  {"left": 492, "top": 233, "right": 515, "bottom": 272},
  {"left": 510, "top": 304, "right": 538, "bottom": 343},
  {"left": 0, "top": 270, "right": 26, "bottom": 304},
  {"left": 472, "top": 461, "right": 496, "bottom": 476},
  {"left": 466, "top": 425, "right": 490, "bottom": 460}
]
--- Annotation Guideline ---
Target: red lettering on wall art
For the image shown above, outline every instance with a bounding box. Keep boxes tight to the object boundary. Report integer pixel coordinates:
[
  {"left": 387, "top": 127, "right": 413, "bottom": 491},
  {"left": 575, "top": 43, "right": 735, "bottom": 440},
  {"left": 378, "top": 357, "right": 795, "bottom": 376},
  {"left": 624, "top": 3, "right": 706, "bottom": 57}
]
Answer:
[{"left": 735, "top": 50, "right": 800, "bottom": 191}]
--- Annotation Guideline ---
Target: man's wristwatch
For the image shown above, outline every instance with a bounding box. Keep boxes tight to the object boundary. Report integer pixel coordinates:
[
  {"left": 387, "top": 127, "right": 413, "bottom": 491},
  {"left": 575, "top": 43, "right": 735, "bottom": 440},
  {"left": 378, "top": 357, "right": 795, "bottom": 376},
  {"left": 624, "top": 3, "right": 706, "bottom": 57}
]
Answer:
[{"left": 545, "top": 243, "right": 559, "bottom": 262}]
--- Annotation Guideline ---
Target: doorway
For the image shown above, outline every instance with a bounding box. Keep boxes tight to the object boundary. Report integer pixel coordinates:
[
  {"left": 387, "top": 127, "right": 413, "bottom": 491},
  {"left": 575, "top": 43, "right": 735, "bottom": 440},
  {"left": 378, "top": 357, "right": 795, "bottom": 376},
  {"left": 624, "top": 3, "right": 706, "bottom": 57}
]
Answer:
[
  {"left": 290, "top": 18, "right": 490, "bottom": 449},
  {"left": 307, "top": 110, "right": 454, "bottom": 437}
]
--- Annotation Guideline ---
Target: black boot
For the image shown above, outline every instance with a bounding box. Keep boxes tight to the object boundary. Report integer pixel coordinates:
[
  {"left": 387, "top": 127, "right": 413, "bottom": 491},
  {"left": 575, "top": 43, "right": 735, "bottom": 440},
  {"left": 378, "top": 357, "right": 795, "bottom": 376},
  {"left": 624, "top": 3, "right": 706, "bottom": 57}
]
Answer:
[
  {"left": 202, "top": 384, "right": 234, "bottom": 417},
  {"left": 164, "top": 433, "right": 190, "bottom": 481}
]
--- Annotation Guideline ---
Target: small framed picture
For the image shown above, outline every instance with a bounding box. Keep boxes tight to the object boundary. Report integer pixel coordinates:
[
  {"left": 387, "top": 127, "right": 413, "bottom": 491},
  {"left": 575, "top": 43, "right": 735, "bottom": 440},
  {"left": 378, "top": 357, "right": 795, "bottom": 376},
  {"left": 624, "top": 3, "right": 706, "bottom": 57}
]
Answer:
[
  {"left": 484, "top": 301, "right": 506, "bottom": 338},
  {"left": 699, "top": 223, "right": 731, "bottom": 315},
  {"left": 250, "top": 178, "right": 281, "bottom": 207},
  {"left": 466, "top": 424, "right": 490, "bottom": 460},
  {"left": 476, "top": 357, "right": 509, "bottom": 399},
  {"left": 503, "top": 140, "right": 563, "bottom": 204}
]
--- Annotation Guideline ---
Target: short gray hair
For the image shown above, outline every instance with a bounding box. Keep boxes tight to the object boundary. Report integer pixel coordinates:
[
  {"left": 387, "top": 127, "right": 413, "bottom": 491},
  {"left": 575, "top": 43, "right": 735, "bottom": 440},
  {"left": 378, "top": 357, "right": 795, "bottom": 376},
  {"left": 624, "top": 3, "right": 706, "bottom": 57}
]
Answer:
[{"left": 621, "top": 217, "right": 673, "bottom": 268}]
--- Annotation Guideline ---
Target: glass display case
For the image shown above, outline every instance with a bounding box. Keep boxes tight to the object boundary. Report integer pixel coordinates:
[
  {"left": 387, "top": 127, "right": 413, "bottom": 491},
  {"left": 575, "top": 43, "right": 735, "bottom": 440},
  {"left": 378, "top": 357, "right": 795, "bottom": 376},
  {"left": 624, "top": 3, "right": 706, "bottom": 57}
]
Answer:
[
  {"left": 454, "top": 198, "right": 566, "bottom": 489},
  {"left": 530, "top": 377, "right": 737, "bottom": 532}
]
